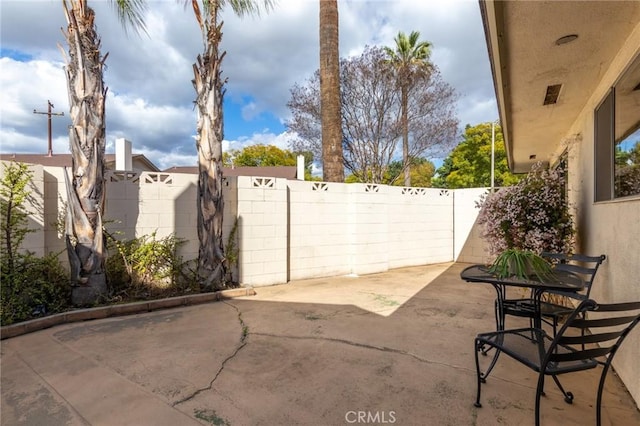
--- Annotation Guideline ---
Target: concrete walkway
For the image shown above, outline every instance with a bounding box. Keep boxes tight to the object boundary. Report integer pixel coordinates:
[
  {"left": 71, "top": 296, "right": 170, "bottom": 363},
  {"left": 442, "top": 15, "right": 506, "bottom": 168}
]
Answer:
[{"left": 2, "top": 263, "right": 639, "bottom": 425}]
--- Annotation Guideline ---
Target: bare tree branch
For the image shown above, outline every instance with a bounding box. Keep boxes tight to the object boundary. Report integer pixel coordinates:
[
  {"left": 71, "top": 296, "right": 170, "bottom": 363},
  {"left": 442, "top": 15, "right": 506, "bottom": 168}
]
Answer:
[{"left": 286, "top": 46, "right": 459, "bottom": 184}]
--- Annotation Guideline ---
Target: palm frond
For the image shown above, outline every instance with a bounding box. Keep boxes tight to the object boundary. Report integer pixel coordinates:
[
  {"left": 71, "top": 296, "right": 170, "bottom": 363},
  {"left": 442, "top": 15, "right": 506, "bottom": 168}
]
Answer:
[{"left": 113, "top": 0, "right": 148, "bottom": 35}]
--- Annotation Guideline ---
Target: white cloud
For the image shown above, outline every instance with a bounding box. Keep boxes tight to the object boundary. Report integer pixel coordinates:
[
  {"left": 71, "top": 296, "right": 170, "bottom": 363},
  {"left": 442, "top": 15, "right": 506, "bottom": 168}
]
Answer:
[
  {"left": 1, "top": 0, "right": 498, "bottom": 167},
  {"left": 224, "top": 130, "right": 297, "bottom": 153},
  {"left": 241, "top": 102, "right": 261, "bottom": 121},
  {"left": 139, "top": 148, "right": 197, "bottom": 171}
]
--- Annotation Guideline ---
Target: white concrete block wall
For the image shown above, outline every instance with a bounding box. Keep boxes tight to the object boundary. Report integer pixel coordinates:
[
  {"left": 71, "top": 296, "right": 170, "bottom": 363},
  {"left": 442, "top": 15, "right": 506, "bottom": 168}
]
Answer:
[
  {"left": 348, "top": 184, "right": 390, "bottom": 275},
  {"left": 105, "top": 171, "right": 235, "bottom": 266},
  {"left": 453, "top": 188, "right": 493, "bottom": 264},
  {"left": 387, "top": 189, "right": 426, "bottom": 268},
  {"left": 387, "top": 187, "right": 455, "bottom": 268},
  {"left": 288, "top": 180, "right": 352, "bottom": 279},
  {"left": 135, "top": 172, "right": 197, "bottom": 260},
  {"left": 105, "top": 172, "right": 143, "bottom": 241},
  {"left": 236, "top": 176, "right": 287, "bottom": 286},
  {"left": 419, "top": 189, "right": 455, "bottom": 264},
  {"left": 38, "top": 168, "right": 207, "bottom": 268},
  {"left": 41, "top": 167, "right": 70, "bottom": 263},
  {"left": 3, "top": 163, "right": 491, "bottom": 287}
]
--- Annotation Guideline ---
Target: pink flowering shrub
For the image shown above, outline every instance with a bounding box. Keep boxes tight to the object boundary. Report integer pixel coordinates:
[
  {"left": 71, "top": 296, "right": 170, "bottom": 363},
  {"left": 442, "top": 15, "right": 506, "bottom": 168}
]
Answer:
[{"left": 476, "top": 162, "right": 575, "bottom": 256}]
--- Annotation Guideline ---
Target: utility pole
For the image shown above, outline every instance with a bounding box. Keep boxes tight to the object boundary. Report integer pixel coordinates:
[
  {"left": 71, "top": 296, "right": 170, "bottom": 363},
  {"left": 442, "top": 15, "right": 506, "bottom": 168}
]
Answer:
[
  {"left": 33, "top": 100, "right": 64, "bottom": 157},
  {"left": 491, "top": 121, "right": 495, "bottom": 191}
]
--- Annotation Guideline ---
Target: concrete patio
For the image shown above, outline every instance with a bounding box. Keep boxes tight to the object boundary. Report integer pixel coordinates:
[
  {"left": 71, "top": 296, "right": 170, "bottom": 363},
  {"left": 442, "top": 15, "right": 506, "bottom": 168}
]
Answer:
[{"left": 2, "top": 262, "right": 639, "bottom": 425}]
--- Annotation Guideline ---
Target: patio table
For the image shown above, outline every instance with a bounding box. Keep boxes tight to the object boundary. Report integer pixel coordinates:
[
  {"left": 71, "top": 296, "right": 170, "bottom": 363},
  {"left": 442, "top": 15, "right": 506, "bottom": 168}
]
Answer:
[
  {"left": 461, "top": 264, "right": 584, "bottom": 328},
  {"left": 460, "top": 264, "right": 584, "bottom": 379}
]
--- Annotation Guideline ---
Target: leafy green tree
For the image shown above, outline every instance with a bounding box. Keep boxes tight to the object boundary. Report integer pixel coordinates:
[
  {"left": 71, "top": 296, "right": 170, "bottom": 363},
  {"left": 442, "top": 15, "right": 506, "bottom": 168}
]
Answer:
[
  {"left": 386, "top": 158, "right": 435, "bottom": 187},
  {"left": 225, "top": 145, "right": 297, "bottom": 167},
  {"left": 223, "top": 145, "right": 317, "bottom": 180},
  {"left": 346, "top": 158, "right": 435, "bottom": 187},
  {"left": 614, "top": 138, "right": 640, "bottom": 197},
  {"left": 433, "top": 123, "right": 522, "bottom": 188}
]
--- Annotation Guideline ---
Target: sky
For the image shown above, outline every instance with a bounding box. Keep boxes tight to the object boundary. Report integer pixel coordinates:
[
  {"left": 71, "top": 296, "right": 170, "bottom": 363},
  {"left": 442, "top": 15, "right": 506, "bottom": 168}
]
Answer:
[{"left": 0, "top": 0, "right": 498, "bottom": 171}]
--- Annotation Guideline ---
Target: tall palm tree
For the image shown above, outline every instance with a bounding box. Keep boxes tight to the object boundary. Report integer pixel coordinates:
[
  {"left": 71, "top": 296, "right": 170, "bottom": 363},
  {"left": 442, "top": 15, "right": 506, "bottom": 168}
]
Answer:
[
  {"left": 384, "top": 30, "right": 432, "bottom": 187},
  {"left": 60, "top": 0, "right": 146, "bottom": 305},
  {"left": 187, "top": 0, "right": 274, "bottom": 289},
  {"left": 319, "top": 0, "right": 344, "bottom": 182}
]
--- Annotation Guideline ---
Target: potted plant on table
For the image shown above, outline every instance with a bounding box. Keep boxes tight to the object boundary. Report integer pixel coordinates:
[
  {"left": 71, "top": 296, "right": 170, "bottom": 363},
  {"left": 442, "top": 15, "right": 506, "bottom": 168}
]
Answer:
[{"left": 488, "top": 248, "right": 553, "bottom": 281}]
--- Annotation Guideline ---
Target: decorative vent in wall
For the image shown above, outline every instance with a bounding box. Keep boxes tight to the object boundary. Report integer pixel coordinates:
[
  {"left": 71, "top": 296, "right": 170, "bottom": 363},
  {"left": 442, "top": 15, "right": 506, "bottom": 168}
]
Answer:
[
  {"left": 144, "top": 173, "right": 173, "bottom": 184},
  {"left": 109, "top": 171, "right": 140, "bottom": 183},
  {"left": 439, "top": 189, "right": 451, "bottom": 197},
  {"left": 401, "top": 187, "right": 427, "bottom": 195},
  {"left": 252, "top": 177, "right": 275, "bottom": 188},
  {"left": 312, "top": 182, "right": 328, "bottom": 191},
  {"left": 365, "top": 184, "right": 379, "bottom": 193}
]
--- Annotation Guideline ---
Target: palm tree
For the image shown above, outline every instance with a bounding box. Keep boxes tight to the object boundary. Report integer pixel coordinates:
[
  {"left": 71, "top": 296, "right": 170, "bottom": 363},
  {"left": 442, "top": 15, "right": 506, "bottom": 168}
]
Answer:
[
  {"left": 60, "top": 0, "right": 146, "bottom": 305},
  {"left": 319, "top": 0, "right": 344, "bottom": 182},
  {"left": 384, "top": 31, "right": 432, "bottom": 187},
  {"left": 187, "top": 0, "right": 274, "bottom": 289}
]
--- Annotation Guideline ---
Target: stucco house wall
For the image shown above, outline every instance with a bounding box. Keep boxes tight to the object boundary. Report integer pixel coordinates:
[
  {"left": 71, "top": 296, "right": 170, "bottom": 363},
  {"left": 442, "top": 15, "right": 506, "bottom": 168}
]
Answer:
[{"left": 555, "top": 22, "right": 640, "bottom": 404}]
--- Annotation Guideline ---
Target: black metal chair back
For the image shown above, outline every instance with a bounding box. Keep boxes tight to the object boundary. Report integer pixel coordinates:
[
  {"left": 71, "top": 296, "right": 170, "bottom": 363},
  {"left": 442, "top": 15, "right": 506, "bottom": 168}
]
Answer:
[
  {"left": 499, "top": 253, "right": 606, "bottom": 336},
  {"left": 474, "top": 299, "right": 640, "bottom": 426},
  {"left": 541, "top": 252, "right": 606, "bottom": 300}
]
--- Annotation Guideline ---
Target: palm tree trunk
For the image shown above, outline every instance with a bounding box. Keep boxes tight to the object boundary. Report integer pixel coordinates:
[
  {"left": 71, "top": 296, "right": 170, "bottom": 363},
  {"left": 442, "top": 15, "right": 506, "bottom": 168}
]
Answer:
[
  {"left": 319, "top": 0, "right": 344, "bottom": 182},
  {"left": 401, "top": 87, "right": 410, "bottom": 187},
  {"left": 61, "top": 0, "right": 108, "bottom": 305},
  {"left": 193, "top": 9, "right": 227, "bottom": 289}
]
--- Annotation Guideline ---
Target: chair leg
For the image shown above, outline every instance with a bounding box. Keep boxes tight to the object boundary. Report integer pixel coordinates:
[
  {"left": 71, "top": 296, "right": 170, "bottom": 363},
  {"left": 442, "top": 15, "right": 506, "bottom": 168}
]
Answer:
[
  {"left": 480, "top": 300, "right": 500, "bottom": 356},
  {"left": 529, "top": 316, "right": 536, "bottom": 340},
  {"left": 596, "top": 363, "right": 612, "bottom": 426},
  {"left": 535, "top": 373, "right": 545, "bottom": 426},
  {"left": 474, "top": 338, "right": 483, "bottom": 407},
  {"left": 551, "top": 375, "right": 574, "bottom": 404}
]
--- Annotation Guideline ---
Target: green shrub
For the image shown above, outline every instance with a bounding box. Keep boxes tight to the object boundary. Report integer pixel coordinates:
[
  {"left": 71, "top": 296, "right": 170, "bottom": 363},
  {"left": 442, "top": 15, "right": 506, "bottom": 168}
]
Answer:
[
  {"left": 1, "top": 252, "right": 71, "bottom": 325},
  {"left": 1, "top": 161, "right": 71, "bottom": 325},
  {"left": 477, "top": 162, "right": 575, "bottom": 255},
  {"left": 1, "top": 161, "right": 35, "bottom": 272},
  {"left": 105, "top": 231, "right": 191, "bottom": 300}
]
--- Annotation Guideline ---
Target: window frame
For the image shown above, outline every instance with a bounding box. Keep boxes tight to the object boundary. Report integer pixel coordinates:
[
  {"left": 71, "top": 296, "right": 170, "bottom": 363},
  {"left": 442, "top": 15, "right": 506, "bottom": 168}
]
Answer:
[
  {"left": 594, "top": 89, "right": 615, "bottom": 202},
  {"left": 594, "top": 53, "right": 640, "bottom": 202}
]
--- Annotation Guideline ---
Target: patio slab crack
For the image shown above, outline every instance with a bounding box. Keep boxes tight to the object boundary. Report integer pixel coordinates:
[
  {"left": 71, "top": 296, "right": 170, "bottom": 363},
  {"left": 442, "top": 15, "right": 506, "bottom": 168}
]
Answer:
[
  {"left": 172, "top": 302, "right": 247, "bottom": 407},
  {"left": 251, "top": 331, "right": 473, "bottom": 374}
]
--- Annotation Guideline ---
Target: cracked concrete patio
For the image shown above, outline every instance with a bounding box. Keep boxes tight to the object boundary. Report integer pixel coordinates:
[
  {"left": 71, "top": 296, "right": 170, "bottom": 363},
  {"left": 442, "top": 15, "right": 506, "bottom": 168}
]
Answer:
[{"left": 2, "top": 262, "right": 639, "bottom": 425}]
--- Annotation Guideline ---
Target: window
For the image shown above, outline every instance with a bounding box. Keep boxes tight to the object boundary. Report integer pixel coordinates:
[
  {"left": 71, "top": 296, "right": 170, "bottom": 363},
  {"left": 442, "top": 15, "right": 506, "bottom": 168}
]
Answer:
[
  {"left": 594, "top": 54, "right": 640, "bottom": 201},
  {"left": 615, "top": 126, "right": 640, "bottom": 198}
]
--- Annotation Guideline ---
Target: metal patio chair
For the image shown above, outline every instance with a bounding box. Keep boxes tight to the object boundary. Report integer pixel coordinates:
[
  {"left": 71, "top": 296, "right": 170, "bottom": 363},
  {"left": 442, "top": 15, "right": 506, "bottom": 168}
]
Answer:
[
  {"left": 474, "top": 299, "right": 640, "bottom": 426},
  {"left": 500, "top": 253, "right": 606, "bottom": 335}
]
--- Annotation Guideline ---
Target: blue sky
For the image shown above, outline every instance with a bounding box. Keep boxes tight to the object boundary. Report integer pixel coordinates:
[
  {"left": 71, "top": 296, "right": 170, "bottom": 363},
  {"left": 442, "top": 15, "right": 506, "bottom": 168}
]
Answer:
[
  {"left": 0, "top": 0, "right": 498, "bottom": 172},
  {"left": 223, "top": 97, "right": 283, "bottom": 141}
]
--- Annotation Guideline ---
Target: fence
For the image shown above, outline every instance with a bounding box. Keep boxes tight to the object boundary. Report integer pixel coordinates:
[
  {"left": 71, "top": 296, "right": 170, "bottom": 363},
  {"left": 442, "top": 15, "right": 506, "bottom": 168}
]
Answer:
[{"left": 2, "top": 162, "right": 492, "bottom": 286}]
